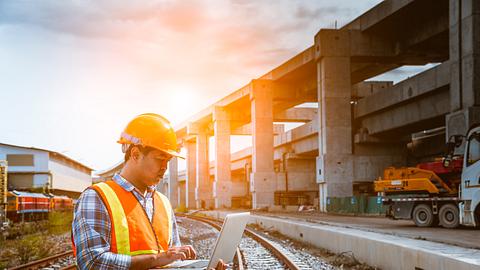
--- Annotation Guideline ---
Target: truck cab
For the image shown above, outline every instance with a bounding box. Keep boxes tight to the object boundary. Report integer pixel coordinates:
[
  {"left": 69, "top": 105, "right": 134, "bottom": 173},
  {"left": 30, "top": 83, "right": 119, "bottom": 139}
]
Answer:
[{"left": 459, "top": 126, "right": 480, "bottom": 226}]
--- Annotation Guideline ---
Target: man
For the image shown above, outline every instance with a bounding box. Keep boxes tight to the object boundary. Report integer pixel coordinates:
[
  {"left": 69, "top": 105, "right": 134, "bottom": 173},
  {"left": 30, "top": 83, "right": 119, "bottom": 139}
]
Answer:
[{"left": 72, "top": 113, "right": 225, "bottom": 269}]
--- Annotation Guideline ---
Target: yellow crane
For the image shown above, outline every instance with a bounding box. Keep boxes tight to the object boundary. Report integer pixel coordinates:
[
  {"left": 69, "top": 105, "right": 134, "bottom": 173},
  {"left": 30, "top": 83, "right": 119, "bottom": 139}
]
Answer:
[{"left": 374, "top": 166, "right": 456, "bottom": 195}]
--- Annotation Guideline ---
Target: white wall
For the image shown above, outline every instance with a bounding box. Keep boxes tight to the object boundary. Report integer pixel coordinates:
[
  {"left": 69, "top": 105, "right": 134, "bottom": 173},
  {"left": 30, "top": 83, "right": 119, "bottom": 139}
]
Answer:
[
  {"left": 0, "top": 144, "right": 50, "bottom": 188},
  {"left": 48, "top": 159, "right": 91, "bottom": 193}
]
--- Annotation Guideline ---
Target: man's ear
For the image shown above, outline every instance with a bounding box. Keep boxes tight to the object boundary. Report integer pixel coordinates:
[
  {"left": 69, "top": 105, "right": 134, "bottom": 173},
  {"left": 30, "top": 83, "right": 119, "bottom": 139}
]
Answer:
[{"left": 130, "top": 146, "right": 141, "bottom": 162}]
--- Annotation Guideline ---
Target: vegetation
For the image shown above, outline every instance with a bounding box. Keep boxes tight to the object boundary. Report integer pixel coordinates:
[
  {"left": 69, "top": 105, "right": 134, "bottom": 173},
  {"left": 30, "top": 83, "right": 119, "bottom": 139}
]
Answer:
[
  {"left": 15, "top": 233, "right": 56, "bottom": 264},
  {"left": 175, "top": 204, "right": 189, "bottom": 213},
  {"left": 0, "top": 211, "right": 73, "bottom": 268},
  {"left": 48, "top": 211, "right": 73, "bottom": 235}
]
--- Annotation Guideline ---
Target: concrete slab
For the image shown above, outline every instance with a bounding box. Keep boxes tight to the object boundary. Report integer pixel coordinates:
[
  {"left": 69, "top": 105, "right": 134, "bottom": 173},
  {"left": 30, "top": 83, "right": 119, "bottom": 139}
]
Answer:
[{"left": 202, "top": 211, "right": 480, "bottom": 270}]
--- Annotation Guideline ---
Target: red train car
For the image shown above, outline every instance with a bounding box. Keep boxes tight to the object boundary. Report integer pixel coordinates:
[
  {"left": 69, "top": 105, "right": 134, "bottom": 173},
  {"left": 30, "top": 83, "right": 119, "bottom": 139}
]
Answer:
[
  {"left": 6, "top": 191, "right": 50, "bottom": 222},
  {"left": 6, "top": 191, "right": 75, "bottom": 222},
  {"left": 49, "top": 195, "right": 74, "bottom": 211}
]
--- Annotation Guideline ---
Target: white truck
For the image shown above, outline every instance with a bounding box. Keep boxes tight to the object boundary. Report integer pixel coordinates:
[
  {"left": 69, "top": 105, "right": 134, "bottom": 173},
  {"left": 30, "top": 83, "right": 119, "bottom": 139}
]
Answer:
[
  {"left": 455, "top": 125, "right": 480, "bottom": 227},
  {"left": 377, "top": 125, "right": 480, "bottom": 228}
]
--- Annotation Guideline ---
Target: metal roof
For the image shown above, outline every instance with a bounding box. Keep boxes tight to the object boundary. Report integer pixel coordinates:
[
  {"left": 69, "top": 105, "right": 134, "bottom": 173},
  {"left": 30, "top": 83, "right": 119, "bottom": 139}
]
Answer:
[
  {"left": 10, "top": 190, "right": 49, "bottom": 198},
  {"left": 0, "top": 142, "right": 94, "bottom": 171}
]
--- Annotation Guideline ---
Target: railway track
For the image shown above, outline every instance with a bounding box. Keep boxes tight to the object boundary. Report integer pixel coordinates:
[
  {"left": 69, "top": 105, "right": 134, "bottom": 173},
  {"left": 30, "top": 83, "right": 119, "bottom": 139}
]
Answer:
[
  {"left": 183, "top": 215, "right": 245, "bottom": 270},
  {"left": 9, "top": 250, "right": 75, "bottom": 270},
  {"left": 185, "top": 214, "right": 304, "bottom": 270},
  {"left": 12, "top": 215, "right": 319, "bottom": 270}
]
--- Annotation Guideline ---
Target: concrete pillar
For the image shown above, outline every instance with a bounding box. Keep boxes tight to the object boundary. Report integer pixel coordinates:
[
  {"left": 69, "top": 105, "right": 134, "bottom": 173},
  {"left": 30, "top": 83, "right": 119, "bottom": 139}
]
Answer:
[
  {"left": 178, "top": 182, "right": 186, "bottom": 208},
  {"left": 213, "top": 106, "right": 232, "bottom": 208},
  {"left": 250, "top": 79, "right": 276, "bottom": 209},
  {"left": 315, "top": 29, "right": 354, "bottom": 212},
  {"left": 167, "top": 157, "right": 179, "bottom": 208},
  {"left": 447, "top": 0, "right": 480, "bottom": 142},
  {"left": 196, "top": 131, "right": 213, "bottom": 209},
  {"left": 185, "top": 140, "right": 197, "bottom": 209},
  {"left": 157, "top": 178, "right": 169, "bottom": 197}
]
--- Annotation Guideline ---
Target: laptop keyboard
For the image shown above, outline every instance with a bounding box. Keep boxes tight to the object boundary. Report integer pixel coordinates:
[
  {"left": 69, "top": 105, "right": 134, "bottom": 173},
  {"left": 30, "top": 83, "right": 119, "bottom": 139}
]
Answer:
[
  {"left": 164, "top": 259, "right": 209, "bottom": 269},
  {"left": 180, "top": 261, "right": 209, "bottom": 268}
]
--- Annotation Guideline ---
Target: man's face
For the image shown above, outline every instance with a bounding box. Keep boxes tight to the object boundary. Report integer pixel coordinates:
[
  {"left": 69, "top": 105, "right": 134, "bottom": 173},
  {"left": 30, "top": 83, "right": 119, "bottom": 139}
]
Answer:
[{"left": 138, "top": 149, "right": 173, "bottom": 186}]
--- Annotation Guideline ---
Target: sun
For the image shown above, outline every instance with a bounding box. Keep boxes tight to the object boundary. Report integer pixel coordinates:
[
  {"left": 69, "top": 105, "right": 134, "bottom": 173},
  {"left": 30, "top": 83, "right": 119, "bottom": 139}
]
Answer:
[
  {"left": 169, "top": 85, "right": 194, "bottom": 107},
  {"left": 166, "top": 83, "right": 198, "bottom": 119}
]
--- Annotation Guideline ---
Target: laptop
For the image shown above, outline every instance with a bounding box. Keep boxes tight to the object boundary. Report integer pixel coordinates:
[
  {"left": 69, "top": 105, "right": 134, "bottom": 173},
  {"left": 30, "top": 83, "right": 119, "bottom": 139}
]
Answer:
[{"left": 160, "top": 212, "right": 250, "bottom": 269}]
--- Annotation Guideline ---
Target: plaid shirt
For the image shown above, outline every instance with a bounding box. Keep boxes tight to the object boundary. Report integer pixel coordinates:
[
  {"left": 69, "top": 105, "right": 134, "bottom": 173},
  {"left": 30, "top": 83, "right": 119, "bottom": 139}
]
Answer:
[{"left": 72, "top": 174, "right": 181, "bottom": 270}]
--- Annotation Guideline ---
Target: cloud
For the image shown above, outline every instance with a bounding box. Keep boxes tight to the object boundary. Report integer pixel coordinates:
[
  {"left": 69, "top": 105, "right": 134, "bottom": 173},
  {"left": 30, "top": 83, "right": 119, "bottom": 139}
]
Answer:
[
  {"left": 0, "top": 0, "right": 384, "bottom": 169},
  {"left": 0, "top": 1, "right": 373, "bottom": 48},
  {"left": 0, "top": 1, "right": 209, "bottom": 40}
]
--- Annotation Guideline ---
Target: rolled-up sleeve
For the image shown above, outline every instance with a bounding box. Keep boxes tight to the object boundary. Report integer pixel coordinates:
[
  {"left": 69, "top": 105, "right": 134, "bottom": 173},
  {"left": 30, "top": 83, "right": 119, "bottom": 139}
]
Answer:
[{"left": 72, "top": 189, "right": 131, "bottom": 270}]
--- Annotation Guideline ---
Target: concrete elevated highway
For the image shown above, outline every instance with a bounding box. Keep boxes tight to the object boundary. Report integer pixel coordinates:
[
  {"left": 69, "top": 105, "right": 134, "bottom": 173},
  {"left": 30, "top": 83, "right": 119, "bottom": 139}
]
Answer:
[{"left": 164, "top": 0, "right": 480, "bottom": 212}]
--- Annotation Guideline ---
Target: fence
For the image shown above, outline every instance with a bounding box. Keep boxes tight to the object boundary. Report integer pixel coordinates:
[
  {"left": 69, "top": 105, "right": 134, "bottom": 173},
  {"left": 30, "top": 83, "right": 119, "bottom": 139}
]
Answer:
[{"left": 326, "top": 195, "right": 386, "bottom": 215}]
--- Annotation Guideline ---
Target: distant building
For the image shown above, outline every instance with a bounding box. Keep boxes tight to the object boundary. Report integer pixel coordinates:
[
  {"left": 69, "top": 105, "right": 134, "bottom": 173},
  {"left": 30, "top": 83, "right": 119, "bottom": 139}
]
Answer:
[
  {"left": 158, "top": 175, "right": 169, "bottom": 196},
  {"left": 0, "top": 143, "right": 93, "bottom": 198},
  {"left": 94, "top": 161, "right": 123, "bottom": 183},
  {"left": 97, "top": 161, "right": 172, "bottom": 197}
]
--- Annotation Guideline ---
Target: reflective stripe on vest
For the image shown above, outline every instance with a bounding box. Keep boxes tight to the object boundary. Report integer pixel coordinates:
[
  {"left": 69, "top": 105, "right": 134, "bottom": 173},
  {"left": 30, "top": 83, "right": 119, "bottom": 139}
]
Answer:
[
  {"left": 92, "top": 181, "right": 172, "bottom": 255},
  {"left": 95, "top": 182, "right": 131, "bottom": 254}
]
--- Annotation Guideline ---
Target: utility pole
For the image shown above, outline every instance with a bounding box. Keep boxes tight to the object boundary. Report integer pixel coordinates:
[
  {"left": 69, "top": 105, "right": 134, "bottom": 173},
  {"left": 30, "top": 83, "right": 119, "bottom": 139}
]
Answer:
[{"left": 0, "top": 160, "right": 8, "bottom": 229}]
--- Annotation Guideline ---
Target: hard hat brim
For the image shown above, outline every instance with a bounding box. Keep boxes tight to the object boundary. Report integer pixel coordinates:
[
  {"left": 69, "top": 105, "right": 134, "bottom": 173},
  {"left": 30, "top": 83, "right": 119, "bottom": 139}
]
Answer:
[
  {"left": 118, "top": 140, "right": 185, "bottom": 159},
  {"left": 159, "top": 149, "right": 185, "bottom": 160}
]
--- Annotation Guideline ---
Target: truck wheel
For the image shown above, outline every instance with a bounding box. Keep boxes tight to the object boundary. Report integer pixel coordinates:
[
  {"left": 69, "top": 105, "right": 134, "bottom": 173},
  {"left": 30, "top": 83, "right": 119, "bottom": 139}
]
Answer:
[
  {"left": 413, "top": 204, "right": 435, "bottom": 227},
  {"left": 439, "top": 204, "right": 459, "bottom": 229}
]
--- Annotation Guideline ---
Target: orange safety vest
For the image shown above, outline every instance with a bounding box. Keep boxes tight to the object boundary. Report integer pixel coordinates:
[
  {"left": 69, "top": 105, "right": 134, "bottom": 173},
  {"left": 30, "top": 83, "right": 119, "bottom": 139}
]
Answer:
[{"left": 73, "top": 180, "right": 173, "bottom": 257}]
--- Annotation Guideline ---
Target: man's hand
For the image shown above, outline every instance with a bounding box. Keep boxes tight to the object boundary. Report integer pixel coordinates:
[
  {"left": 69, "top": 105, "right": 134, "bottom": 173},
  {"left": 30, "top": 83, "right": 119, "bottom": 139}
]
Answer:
[
  {"left": 169, "top": 245, "right": 197, "bottom": 260},
  {"left": 130, "top": 249, "right": 188, "bottom": 270},
  {"left": 154, "top": 245, "right": 196, "bottom": 265},
  {"left": 210, "top": 259, "right": 228, "bottom": 270}
]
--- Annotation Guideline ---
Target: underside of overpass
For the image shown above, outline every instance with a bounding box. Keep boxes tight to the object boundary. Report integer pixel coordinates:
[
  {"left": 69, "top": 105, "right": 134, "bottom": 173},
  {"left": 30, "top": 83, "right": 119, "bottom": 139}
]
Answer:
[{"left": 165, "top": 0, "right": 480, "bottom": 211}]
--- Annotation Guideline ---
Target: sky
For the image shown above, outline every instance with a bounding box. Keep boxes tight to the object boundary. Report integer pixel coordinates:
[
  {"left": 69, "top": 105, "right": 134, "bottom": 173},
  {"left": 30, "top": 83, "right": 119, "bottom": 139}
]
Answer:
[{"left": 0, "top": 0, "right": 396, "bottom": 172}]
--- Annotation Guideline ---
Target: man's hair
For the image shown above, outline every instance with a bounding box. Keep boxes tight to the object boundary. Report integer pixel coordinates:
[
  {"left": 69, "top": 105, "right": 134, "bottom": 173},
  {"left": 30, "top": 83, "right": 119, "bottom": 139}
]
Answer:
[{"left": 124, "top": 145, "right": 155, "bottom": 162}]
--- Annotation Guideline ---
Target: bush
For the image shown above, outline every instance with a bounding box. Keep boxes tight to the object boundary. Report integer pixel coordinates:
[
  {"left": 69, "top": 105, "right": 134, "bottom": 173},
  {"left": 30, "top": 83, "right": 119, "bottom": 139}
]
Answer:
[
  {"left": 175, "top": 204, "right": 188, "bottom": 213},
  {"left": 16, "top": 234, "right": 42, "bottom": 264},
  {"left": 5, "top": 221, "right": 47, "bottom": 240},
  {"left": 48, "top": 211, "right": 73, "bottom": 235},
  {"left": 14, "top": 233, "right": 55, "bottom": 264},
  {"left": 0, "top": 212, "right": 72, "bottom": 268}
]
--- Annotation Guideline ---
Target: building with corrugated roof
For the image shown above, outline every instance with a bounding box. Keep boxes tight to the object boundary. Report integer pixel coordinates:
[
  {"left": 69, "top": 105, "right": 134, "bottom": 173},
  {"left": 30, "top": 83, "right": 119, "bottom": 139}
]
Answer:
[
  {"left": 0, "top": 143, "right": 93, "bottom": 198},
  {"left": 94, "top": 161, "right": 123, "bottom": 183}
]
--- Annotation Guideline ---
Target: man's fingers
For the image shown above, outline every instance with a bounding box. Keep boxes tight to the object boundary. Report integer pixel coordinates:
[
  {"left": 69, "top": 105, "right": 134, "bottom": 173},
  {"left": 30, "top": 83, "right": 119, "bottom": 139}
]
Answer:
[
  {"left": 175, "top": 245, "right": 197, "bottom": 260},
  {"left": 185, "top": 245, "right": 197, "bottom": 259},
  {"left": 177, "top": 251, "right": 187, "bottom": 261},
  {"left": 184, "top": 247, "right": 191, "bottom": 259},
  {"left": 213, "top": 259, "right": 227, "bottom": 270},
  {"left": 181, "top": 248, "right": 190, "bottom": 260},
  {"left": 155, "top": 250, "right": 182, "bottom": 267},
  {"left": 177, "top": 247, "right": 190, "bottom": 260},
  {"left": 166, "top": 246, "right": 198, "bottom": 260},
  {"left": 166, "top": 250, "right": 187, "bottom": 261}
]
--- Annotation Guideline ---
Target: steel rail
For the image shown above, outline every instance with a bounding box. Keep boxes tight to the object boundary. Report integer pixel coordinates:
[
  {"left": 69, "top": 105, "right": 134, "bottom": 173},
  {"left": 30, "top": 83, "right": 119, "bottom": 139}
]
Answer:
[
  {"left": 243, "top": 226, "right": 300, "bottom": 270},
  {"left": 9, "top": 250, "right": 74, "bottom": 270},
  {"left": 185, "top": 214, "right": 301, "bottom": 270},
  {"left": 60, "top": 264, "right": 77, "bottom": 270}
]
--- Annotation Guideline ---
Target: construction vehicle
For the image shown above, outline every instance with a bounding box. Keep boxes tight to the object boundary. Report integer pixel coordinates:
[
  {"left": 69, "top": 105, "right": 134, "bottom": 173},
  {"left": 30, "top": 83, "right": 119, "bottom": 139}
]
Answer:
[{"left": 375, "top": 125, "right": 480, "bottom": 228}]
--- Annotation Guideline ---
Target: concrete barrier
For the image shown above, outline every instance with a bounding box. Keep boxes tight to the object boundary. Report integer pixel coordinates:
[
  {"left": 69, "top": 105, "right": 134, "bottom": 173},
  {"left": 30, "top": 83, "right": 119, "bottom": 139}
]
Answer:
[{"left": 203, "top": 211, "right": 480, "bottom": 270}]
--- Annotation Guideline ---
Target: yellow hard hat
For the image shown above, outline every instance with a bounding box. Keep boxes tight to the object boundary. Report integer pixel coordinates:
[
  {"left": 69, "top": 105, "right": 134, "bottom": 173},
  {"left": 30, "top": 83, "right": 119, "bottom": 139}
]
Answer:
[{"left": 118, "top": 113, "right": 183, "bottom": 158}]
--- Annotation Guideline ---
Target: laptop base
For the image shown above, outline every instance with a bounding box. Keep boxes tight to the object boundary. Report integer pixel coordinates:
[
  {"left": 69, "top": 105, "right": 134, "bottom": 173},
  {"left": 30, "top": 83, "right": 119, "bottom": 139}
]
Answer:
[{"left": 159, "top": 259, "right": 209, "bottom": 269}]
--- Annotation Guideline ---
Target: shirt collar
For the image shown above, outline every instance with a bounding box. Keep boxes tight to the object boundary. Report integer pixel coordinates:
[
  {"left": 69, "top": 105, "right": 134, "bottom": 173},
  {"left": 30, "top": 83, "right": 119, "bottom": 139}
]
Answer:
[{"left": 113, "top": 173, "right": 156, "bottom": 194}]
